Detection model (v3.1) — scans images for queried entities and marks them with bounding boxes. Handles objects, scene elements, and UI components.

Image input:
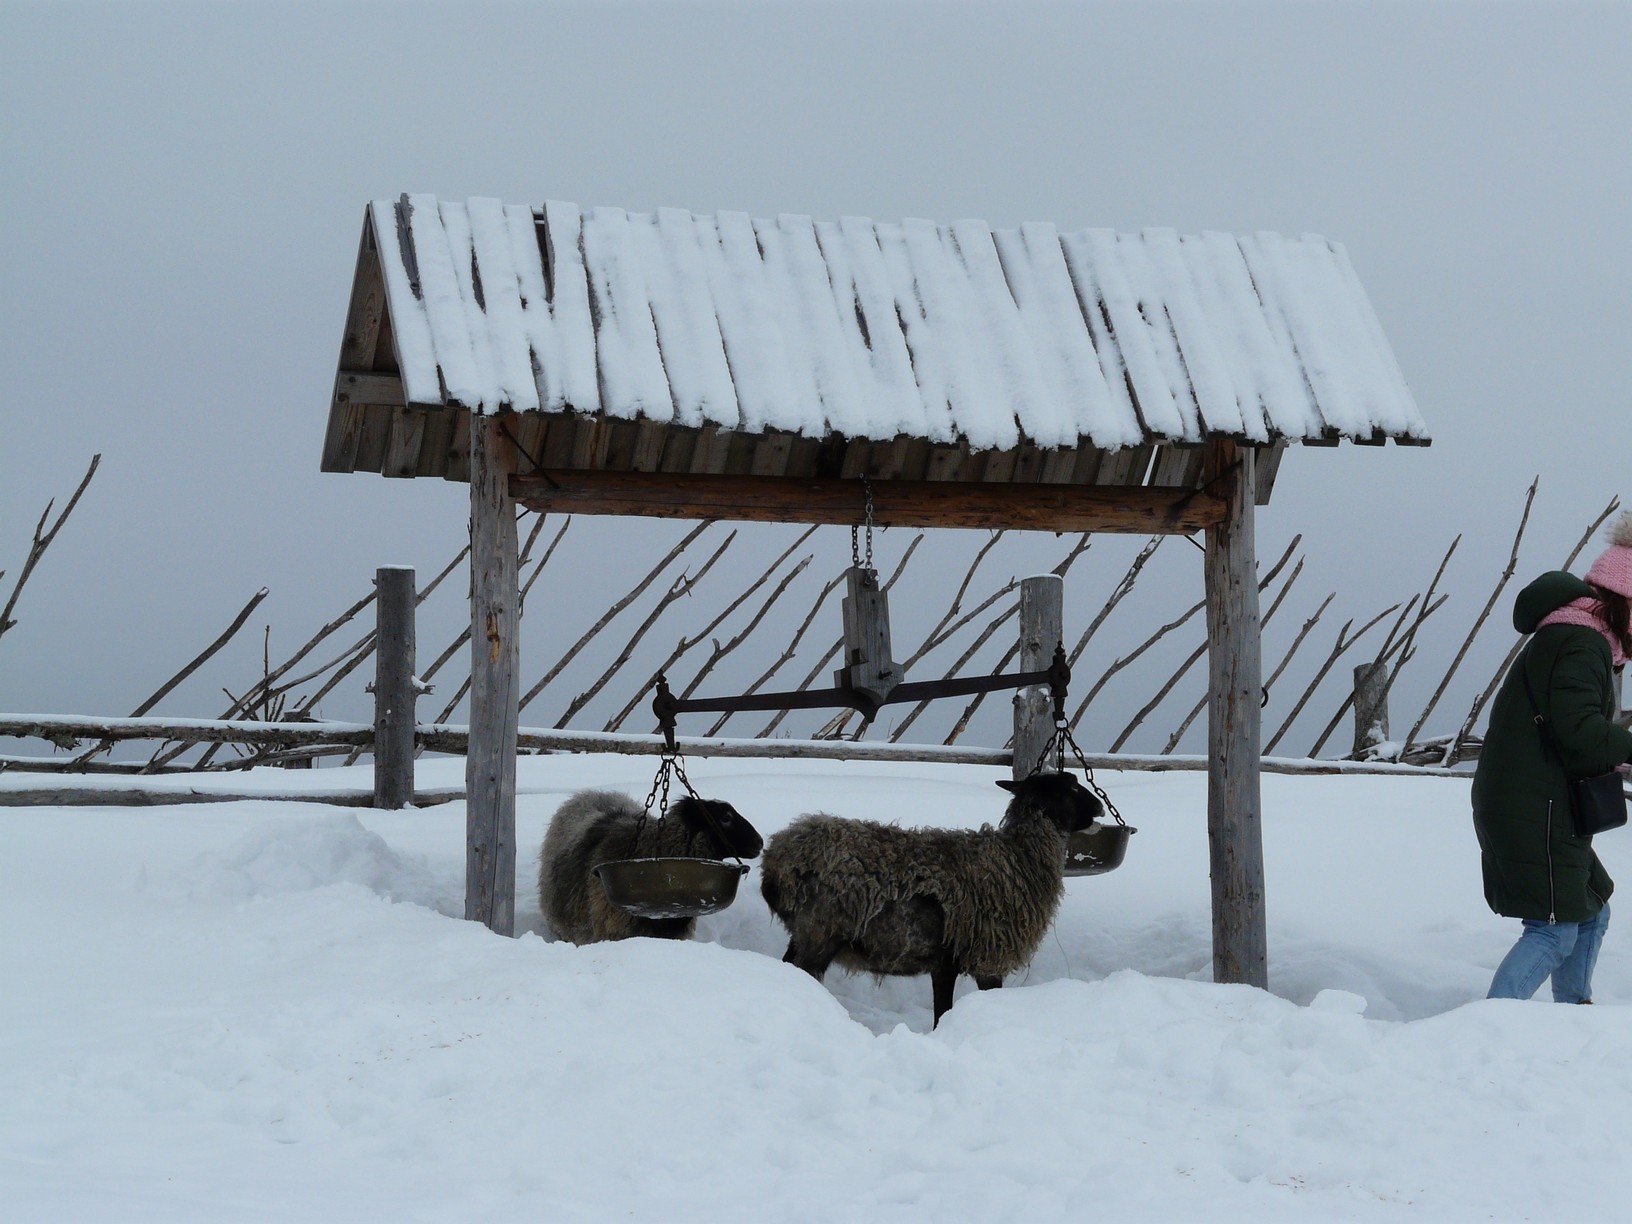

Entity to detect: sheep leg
[974,974,1002,992]
[930,955,959,1027]
[782,938,833,983]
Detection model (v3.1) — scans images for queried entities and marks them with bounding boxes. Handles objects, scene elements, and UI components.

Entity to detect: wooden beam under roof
[510,470,1227,534]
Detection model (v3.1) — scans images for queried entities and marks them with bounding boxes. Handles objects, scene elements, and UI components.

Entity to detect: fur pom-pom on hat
[1585,509,1632,599]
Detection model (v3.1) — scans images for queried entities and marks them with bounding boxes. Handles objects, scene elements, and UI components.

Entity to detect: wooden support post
[466,415,519,936]
[1013,574,1063,781]
[1351,661,1390,756]
[1204,440,1267,988]
[373,566,417,809]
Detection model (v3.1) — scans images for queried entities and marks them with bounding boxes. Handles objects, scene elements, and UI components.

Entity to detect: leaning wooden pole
[467,415,520,935]
[1203,439,1267,989]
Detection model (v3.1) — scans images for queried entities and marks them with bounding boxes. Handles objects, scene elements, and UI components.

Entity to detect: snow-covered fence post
[1351,662,1390,757]
[373,566,418,809]
[1012,575,1063,781]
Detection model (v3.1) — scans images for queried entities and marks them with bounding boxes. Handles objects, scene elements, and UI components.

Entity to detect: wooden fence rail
[1,711,1487,788]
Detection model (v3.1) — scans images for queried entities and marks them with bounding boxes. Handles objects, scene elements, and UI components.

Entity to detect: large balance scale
[597,487,1135,917]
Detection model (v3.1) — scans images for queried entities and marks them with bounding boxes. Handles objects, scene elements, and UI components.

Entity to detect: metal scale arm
[651,643,1070,751]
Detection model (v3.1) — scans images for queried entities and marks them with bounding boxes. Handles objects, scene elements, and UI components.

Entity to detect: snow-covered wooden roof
[322,194,1427,489]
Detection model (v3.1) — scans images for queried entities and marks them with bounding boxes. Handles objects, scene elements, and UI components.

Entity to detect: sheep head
[669,796,765,860]
[995,771,1103,834]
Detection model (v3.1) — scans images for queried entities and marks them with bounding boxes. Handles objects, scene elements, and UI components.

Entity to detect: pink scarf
[1538,597,1629,668]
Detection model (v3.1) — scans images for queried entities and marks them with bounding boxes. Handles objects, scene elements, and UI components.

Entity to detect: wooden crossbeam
[510,470,1225,534]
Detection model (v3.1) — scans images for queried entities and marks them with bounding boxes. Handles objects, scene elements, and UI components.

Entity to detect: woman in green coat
[1473,511,1632,1003]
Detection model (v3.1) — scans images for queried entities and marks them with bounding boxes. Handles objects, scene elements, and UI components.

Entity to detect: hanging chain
[1031,718,1127,828]
[850,476,875,573]
[639,746,710,854]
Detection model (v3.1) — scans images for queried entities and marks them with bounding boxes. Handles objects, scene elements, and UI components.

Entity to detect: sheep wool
[759,771,1102,1024]
[539,788,762,945]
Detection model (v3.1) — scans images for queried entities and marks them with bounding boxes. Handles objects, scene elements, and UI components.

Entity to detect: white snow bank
[2,755,1626,1222]
[182,812,448,913]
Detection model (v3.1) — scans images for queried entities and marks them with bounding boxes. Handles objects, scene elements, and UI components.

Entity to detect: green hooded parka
[1472,572,1632,922]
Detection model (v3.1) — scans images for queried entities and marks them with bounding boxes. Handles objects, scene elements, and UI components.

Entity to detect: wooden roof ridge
[322,193,1428,490]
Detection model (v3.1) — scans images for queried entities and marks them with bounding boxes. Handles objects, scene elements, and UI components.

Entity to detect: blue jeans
[1488,903,1610,1003]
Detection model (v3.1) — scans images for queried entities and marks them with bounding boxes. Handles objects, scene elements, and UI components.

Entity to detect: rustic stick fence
[3,462,1624,795]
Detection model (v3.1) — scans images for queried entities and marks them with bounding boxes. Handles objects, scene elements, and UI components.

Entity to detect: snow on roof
[372,193,1428,449]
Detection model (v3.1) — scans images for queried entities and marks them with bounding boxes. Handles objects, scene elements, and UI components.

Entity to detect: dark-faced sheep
[539,788,764,945]
[758,771,1101,1026]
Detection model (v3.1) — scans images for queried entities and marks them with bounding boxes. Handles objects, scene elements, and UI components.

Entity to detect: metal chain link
[1031,719,1127,827]
[640,748,710,853]
[850,476,875,573]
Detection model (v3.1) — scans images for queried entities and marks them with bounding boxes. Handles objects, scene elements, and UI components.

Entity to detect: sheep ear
[995,779,1020,793]
[669,796,704,828]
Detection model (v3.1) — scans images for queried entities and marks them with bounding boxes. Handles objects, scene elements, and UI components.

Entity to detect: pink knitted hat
[1585,509,1632,598]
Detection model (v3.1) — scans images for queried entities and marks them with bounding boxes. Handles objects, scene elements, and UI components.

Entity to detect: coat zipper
[1546,799,1557,924]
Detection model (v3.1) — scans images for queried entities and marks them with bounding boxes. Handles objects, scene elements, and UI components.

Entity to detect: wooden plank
[383,407,428,478]
[540,413,578,468]
[570,413,611,469]
[333,371,406,404]
[811,433,849,479]
[1149,443,1205,488]
[868,436,914,480]
[323,218,390,473]
[511,470,1227,534]
[750,430,795,477]
[1039,446,1077,484]
[1012,574,1063,780]
[838,437,873,479]
[466,415,519,936]
[512,413,548,471]
[1010,442,1046,485]
[785,433,823,479]
[924,442,967,482]
[373,566,418,810]
[321,401,368,475]
[723,429,758,476]
[1094,444,1153,487]
[1203,438,1267,988]
[328,375,404,467]
[354,403,394,473]
[602,418,640,471]
[978,447,1017,483]
[416,406,457,479]
[443,410,472,482]
[1253,440,1287,505]
[631,418,669,472]
[897,437,932,481]
[1070,445,1106,485]
[659,423,700,473]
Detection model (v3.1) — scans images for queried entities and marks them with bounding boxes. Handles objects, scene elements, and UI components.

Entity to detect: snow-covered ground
[3,754,1628,1222]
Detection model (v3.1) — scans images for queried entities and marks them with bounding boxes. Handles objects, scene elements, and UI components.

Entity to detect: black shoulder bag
[1520,646,1629,838]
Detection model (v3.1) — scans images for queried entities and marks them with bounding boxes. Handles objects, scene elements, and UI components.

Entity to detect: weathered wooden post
[466,415,519,936]
[835,566,900,713]
[373,565,418,808]
[1013,574,1064,781]
[1351,661,1390,756]
[1204,439,1267,989]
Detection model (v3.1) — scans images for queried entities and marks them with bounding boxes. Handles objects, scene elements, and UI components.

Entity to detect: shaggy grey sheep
[539,788,763,945]
[759,771,1101,1025]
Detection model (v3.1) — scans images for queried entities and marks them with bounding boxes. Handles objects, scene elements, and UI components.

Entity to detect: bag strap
[1519,643,1567,769]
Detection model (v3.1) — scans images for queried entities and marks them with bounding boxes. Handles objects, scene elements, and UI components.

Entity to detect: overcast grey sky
[2,0,1627,751]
